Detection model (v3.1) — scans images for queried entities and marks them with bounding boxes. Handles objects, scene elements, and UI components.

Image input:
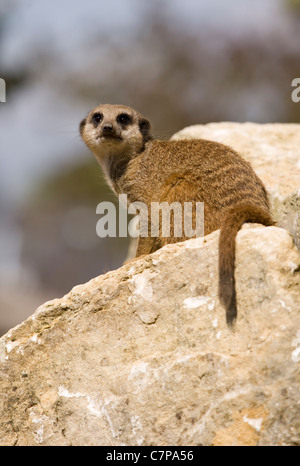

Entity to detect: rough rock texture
[174,122,300,248]
[0,225,300,446]
[0,122,300,446]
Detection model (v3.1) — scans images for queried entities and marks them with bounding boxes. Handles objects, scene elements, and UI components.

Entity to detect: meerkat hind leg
[135,236,162,257]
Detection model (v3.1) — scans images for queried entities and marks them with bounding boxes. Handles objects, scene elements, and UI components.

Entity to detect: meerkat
[80,104,273,326]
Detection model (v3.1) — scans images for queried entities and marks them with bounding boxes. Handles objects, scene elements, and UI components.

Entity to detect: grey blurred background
[1,0,300,335]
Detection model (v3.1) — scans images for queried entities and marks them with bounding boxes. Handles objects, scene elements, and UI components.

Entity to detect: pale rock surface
[0,225,299,446]
[174,122,300,248]
[1,123,300,446]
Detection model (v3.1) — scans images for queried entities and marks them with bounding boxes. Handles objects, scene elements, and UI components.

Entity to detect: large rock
[0,225,299,446]
[1,122,300,446]
[173,122,300,248]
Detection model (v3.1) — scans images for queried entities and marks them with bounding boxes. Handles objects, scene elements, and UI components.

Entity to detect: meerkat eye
[117,113,132,126]
[92,113,103,125]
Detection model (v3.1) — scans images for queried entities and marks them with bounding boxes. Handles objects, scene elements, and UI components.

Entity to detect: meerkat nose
[102,124,114,135]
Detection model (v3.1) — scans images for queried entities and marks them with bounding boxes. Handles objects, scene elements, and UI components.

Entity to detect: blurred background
[0,0,300,335]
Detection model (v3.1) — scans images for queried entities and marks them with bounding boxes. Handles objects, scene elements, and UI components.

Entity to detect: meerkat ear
[79,118,86,136]
[139,118,152,142]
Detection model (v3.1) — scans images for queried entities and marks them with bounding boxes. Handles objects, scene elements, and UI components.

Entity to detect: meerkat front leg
[124,237,160,265]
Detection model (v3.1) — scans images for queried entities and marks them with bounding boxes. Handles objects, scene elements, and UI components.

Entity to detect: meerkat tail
[218,203,274,327]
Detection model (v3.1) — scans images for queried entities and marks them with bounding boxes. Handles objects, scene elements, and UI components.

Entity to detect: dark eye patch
[91,113,103,125]
[117,113,132,126]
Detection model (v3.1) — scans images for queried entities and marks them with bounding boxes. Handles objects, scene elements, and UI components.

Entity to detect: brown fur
[80,104,273,326]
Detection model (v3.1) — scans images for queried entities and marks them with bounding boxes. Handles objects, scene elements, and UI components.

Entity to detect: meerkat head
[79,104,152,165]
